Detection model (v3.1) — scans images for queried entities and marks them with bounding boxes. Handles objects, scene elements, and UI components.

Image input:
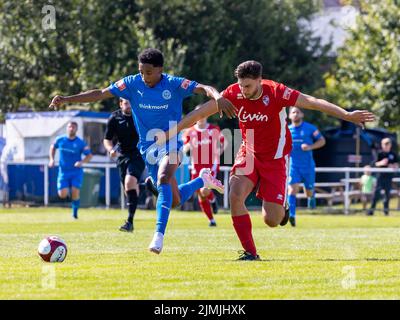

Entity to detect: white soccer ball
[38,236,68,263]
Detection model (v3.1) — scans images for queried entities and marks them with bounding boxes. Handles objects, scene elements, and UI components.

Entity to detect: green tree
[137,0,330,128]
[0,0,140,115]
[323,0,400,133]
[1,0,331,125]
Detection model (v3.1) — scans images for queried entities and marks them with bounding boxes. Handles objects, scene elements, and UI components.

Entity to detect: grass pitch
[0,206,400,299]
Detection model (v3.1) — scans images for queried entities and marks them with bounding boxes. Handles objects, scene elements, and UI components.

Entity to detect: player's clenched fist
[49,95,65,110]
[216,97,237,119]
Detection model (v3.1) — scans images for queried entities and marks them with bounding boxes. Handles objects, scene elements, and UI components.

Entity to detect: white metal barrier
[3,161,399,214]
[219,166,399,213]
[3,160,118,208]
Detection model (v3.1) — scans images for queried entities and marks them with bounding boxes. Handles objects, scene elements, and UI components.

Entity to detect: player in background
[103,98,145,232]
[287,106,326,227]
[156,60,375,260]
[49,48,234,255]
[182,113,226,226]
[49,121,93,219]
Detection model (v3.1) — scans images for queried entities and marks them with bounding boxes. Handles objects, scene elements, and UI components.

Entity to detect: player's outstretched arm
[49,88,114,110]
[156,100,219,145]
[193,84,237,119]
[295,93,375,128]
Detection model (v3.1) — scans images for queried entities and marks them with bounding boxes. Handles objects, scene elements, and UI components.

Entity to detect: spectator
[359,165,376,210]
[367,138,399,216]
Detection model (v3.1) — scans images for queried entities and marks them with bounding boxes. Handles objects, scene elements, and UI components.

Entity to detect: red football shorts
[231,148,290,206]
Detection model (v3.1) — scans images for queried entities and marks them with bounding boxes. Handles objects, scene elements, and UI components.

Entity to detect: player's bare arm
[295,93,375,127]
[301,136,326,151]
[155,100,219,145]
[193,84,237,119]
[74,149,93,168]
[49,88,114,110]
[103,139,118,158]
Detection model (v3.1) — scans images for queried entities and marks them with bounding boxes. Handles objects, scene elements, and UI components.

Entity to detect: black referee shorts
[116,153,145,186]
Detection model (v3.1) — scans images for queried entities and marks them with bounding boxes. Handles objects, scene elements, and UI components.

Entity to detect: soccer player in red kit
[156,60,375,260]
[182,115,225,226]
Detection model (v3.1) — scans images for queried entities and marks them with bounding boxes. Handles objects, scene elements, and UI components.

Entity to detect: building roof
[6,110,110,120]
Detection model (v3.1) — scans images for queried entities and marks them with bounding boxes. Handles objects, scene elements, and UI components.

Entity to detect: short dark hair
[138,48,164,67]
[234,60,263,79]
[68,121,78,128]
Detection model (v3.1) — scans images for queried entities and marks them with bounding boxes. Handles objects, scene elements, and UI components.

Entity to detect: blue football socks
[307,191,316,209]
[155,184,173,234]
[288,194,296,218]
[178,177,204,205]
[72,199,80,219]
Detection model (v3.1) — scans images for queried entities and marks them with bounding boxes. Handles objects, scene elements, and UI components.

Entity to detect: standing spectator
[367,138,399,216]
[359,165,376,210]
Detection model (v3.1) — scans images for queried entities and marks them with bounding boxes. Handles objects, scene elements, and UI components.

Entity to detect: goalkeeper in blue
[49,48,234,254]
[287,107,326,227]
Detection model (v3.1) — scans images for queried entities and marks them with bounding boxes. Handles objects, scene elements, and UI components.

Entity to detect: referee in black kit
[103,98,145,232]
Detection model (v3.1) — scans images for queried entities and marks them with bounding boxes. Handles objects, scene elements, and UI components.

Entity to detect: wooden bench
[294,178,400,208]
[297,182,344,206]
[341,177,400,209]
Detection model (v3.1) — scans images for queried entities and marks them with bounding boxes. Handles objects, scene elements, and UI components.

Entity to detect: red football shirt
[222,79,300,160]
[182,124,224,171]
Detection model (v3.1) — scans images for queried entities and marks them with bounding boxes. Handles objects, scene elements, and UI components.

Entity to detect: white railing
[2,161,399,214]
[3,160,118,208]
[219,166,400,214]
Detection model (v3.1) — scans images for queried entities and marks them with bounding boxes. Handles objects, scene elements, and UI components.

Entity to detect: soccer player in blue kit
[287,107,326,227]
[49,121,93,219]
[49,48,235,254]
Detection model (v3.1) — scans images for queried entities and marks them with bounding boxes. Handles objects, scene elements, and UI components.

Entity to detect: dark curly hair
[138,48,164,67]
[234,60,262,79]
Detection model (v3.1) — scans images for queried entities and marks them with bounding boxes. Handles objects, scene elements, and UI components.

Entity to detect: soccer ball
[38,236,68,263]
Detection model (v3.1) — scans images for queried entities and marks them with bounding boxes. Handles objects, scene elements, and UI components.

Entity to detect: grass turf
[0,206,400,299]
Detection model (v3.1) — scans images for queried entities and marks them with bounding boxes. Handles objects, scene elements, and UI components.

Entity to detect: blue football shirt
[108,73,198,155]
[289,121,323,168]
[54,135,91,172]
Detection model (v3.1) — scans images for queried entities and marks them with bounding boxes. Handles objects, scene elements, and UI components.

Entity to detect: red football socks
[232,214,257,256]
[198,198,214,221]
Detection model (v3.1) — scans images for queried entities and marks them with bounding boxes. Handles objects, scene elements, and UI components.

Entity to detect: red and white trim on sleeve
[116,79,126,91]
[274,108,288,159]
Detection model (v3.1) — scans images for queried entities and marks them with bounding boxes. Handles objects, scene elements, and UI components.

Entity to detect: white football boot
[148,232,164,254]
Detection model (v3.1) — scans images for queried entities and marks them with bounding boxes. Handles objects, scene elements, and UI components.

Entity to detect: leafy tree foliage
[0,0,330,128]
[323,0,400,133]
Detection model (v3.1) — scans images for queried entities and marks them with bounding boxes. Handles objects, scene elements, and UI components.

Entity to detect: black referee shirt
[374,151,399,181]
[104,109,140,157]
